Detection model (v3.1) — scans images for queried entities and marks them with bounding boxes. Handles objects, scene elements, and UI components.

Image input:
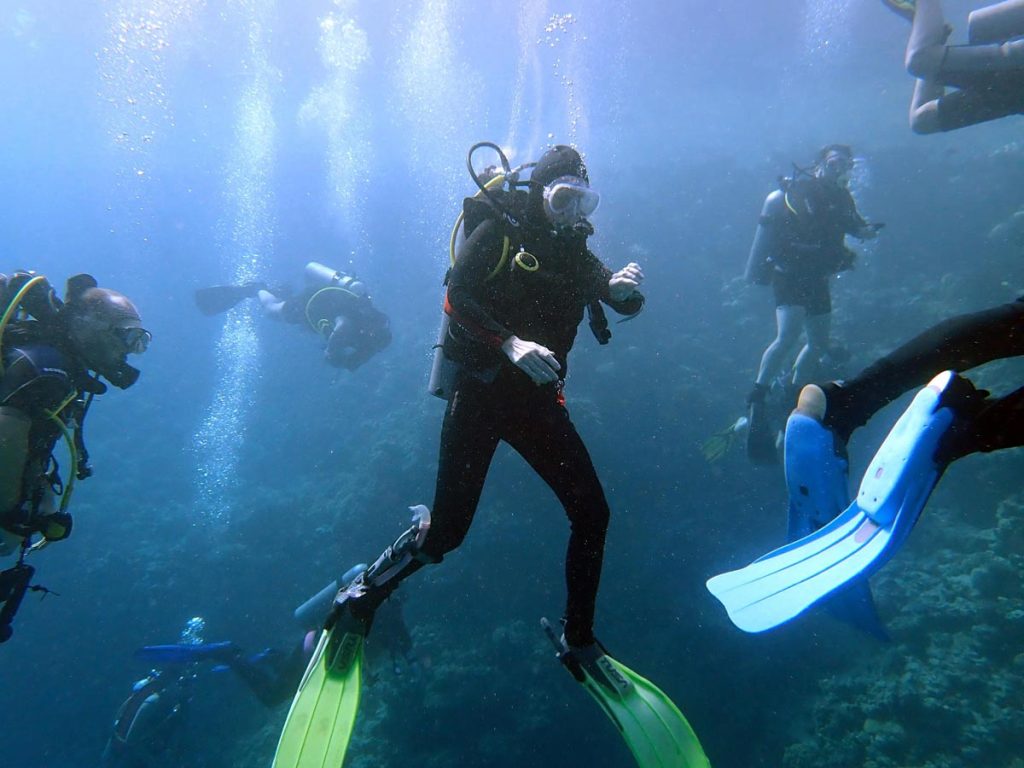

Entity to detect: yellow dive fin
[543,619,711,768]
[272,625,364,768]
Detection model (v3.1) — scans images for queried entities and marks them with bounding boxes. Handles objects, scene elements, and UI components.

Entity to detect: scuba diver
[102,618,210,768]
[271,144,710,768]
[195,261,391,371]
[708,299,1024,634]
[0,271,149,643]
[743,144,882,464]
[884,0,1024,134]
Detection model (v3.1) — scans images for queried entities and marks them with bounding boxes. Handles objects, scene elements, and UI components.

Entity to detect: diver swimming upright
[0,271,150,643]
[272,144,709,768]
[743,145,881,464]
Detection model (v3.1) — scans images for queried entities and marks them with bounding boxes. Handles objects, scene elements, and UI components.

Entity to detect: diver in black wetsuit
[195,262,391,371]
[800,298,1024,460]
[0,271,149,642]
[885,0,1024,133]
[334,145,645,652]
[256,262,391,371]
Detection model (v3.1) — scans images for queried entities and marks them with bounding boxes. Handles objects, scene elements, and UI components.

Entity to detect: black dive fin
[194,283,267,315]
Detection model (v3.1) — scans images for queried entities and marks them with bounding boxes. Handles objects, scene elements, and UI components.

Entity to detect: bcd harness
[0,275,94,535]
[445,189,612,348]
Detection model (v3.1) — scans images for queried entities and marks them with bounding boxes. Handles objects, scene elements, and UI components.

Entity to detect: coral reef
[783,484,1024,768]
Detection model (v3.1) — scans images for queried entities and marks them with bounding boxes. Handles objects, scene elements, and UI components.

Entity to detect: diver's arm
[447,220,515,346]
[579,249,643,316]
[842,191,878,239]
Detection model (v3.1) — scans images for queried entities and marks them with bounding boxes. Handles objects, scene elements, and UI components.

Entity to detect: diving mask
[112,325,152,355]
[820,151,855,186]
[542,175,600,228]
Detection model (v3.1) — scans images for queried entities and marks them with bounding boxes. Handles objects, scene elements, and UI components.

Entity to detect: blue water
[1,1,1023,766]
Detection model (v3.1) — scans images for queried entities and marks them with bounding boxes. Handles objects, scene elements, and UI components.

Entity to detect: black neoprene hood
[531,145,589,187]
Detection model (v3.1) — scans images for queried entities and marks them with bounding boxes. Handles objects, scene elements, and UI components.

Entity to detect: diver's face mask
[818,152,855,187]
[542,175,600,232]
[111,325,152,356]
[77,320,151,389]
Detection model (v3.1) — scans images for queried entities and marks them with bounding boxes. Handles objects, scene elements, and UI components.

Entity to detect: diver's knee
[906,44,945,78]
[910,105,942,134]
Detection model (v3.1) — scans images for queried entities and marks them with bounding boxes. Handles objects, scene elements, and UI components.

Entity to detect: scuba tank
[293,564,368,629]
[429,143,535,400]
[303,262,368,337]
[427,313,456,400]
[304,262,367,297]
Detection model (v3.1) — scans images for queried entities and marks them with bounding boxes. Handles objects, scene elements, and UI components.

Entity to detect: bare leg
[756,306,806,386]
[793,312,831,385]
[908,77,946,133]
[906,0,950,76]
[257,289,286,318]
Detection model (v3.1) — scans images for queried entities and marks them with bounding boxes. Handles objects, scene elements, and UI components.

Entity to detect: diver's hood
[528,146,593,234]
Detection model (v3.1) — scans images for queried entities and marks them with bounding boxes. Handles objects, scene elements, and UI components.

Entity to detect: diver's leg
[339,379,500,626]
[822,299,1024,442]
[938,383,1024,462]
[257,289,287,318]
[908,77,947,133]
[504,395,610,649]
[906,0,952,77]
[422,381,502,558]
[908,0,1024,78]
[968,0,1024,44]
[940,37,1024,75]
[793,291,831,385]
[755,305,805,389]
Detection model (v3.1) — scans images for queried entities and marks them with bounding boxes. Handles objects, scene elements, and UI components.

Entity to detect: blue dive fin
[707,372,957,633]
[134,641,238,665]
[783,409,888,640]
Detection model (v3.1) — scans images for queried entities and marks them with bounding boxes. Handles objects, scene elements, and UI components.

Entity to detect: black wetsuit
[936,69,1024,131]
[753,177,867,315]
[102,672,191,768]
[823,298,1024,457]
[379,213,642,648]
[279,286,391,370]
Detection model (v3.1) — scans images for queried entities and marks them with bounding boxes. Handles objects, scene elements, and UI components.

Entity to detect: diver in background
[0,271,150,643]
[743,145,881,463]
[195,261,391,371]
[885,0,1024,133]
[101,618,208,768]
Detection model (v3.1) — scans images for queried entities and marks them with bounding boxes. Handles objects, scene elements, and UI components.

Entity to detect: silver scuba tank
[304,261,367,297]
[292,564,368,628]
[427,311,457,400]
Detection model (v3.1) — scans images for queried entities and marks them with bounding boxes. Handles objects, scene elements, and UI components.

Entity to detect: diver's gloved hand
[609,262,644,301]
[501,335,561,385]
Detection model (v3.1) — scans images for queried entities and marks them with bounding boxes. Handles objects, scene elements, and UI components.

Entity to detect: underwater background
[1,0,1022,766]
